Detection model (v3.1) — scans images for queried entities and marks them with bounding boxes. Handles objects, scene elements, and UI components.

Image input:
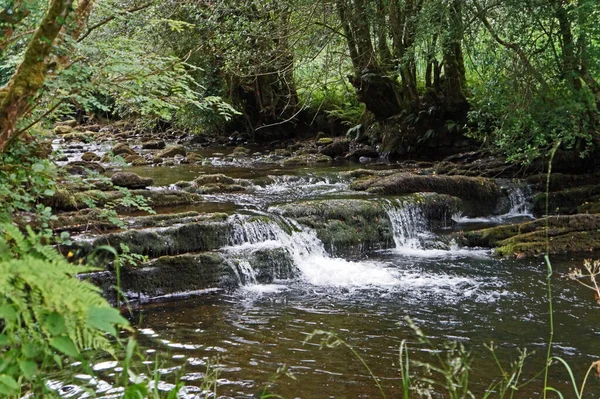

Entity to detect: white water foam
[226,214,400,287]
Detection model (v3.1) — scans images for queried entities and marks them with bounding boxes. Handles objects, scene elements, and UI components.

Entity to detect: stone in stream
[64,161,105,175]
[81,152,100,162]
[110,172,153,189]
[112,142,137,156]
[141,140,166,150]
[350,172,501,216]
[319,139,349,158]
[458,214,600,257]
[158,144,186,158]
[275,195,460,257]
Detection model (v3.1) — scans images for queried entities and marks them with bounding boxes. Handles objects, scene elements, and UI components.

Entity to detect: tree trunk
[0,0,74,152]
[442,0,467,109]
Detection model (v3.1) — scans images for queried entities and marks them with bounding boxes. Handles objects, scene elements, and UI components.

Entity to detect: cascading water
[505,185,533,217]
[384,200,430,250]
[224,213,400,287]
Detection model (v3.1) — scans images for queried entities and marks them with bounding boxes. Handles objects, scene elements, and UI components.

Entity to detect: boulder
[194,174,235,186]
[459,214,600,257]
[142,140,166,150]
[345,147,379,161]
[112,143,137,156]
[158,144,186,158]
[350,172,501,216]
[110,172,153,189]
[81,152,100,162]
[62,132,92,142]
[64,161,105,175]
[319,139,350,158]
[317,137,334,145]
[53,125,74,135]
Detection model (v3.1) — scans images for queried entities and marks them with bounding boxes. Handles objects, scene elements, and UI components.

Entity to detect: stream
[56,150,600,398]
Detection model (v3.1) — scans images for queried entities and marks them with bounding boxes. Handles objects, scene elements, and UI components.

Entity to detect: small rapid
[220,199,490,292]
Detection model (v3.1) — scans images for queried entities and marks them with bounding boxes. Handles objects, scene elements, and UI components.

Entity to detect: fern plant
[0,223,130,398]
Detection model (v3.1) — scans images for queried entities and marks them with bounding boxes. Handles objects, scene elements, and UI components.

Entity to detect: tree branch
[77,2,153,43]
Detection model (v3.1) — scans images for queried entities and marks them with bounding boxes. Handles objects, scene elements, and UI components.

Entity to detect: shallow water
[127,253,599,398]
[64,157,600,398]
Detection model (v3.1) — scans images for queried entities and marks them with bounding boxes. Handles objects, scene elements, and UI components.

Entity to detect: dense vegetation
[1,0,600,397]
[1,0,598,159]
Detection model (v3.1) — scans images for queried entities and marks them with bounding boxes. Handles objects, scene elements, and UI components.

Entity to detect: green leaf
[0,335,10,346]
[19,359,38,380]
[44,312,66,336]
[0,305,17,325]
[50,336,80,358]
[22,343,41,359]
[42,189,55,197]
[32,163,45,172]
[0,374,19,393]
[123,383,148,399]
[86,306,129,336]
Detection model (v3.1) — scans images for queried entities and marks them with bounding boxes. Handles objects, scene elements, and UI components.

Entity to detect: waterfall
[224,213,399,287]
[385,200,431,250]
[505,185,533,217]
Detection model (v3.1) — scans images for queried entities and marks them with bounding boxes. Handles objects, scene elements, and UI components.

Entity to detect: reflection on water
[127,254,600,398]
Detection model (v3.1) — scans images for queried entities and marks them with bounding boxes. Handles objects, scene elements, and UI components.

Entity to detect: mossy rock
[194,174,235,185]
[351,172,500,216]
[532,185,600,216]
[195,183,247,194]
[317,137,334,145]
[281,154,332,167]
[70,220,234,260]
[119,252,228,298]
[459,214,600,257]
[496,231,600,257]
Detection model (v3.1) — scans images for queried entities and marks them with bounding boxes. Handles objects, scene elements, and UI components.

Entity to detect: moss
[350,172,501,216]
[194,174,235,185]
[195,183,247,194]
[119,252,227,297]
[532,185,600,216]
[460,214,600,257]
[496,231,600,257]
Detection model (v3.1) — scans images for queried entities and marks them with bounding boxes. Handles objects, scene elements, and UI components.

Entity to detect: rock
[319,139,349,158]
[131,157,149,166]
[350,172,501,216]
[56,119,78,127]
[110,172,153,189]
[194,184,247,194]
[282,154,332,167]
[272,148,291,157]
[62,132,92,142]
[112,143,137,156]
[81,152,100,162]
[459,214,600,257]
[64,161,106,175]
[123,154,144,164]
[54,125,74,135]
[232,146,250,156]
[142,140,166,150]
[185,152,202,163]
[194,174,235,186]
[345,147,379,162]
[317,137,334,145]
[76,124,101,132]
[276,195,460,257]
[532,185,600,216]
[158,144,186,158]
